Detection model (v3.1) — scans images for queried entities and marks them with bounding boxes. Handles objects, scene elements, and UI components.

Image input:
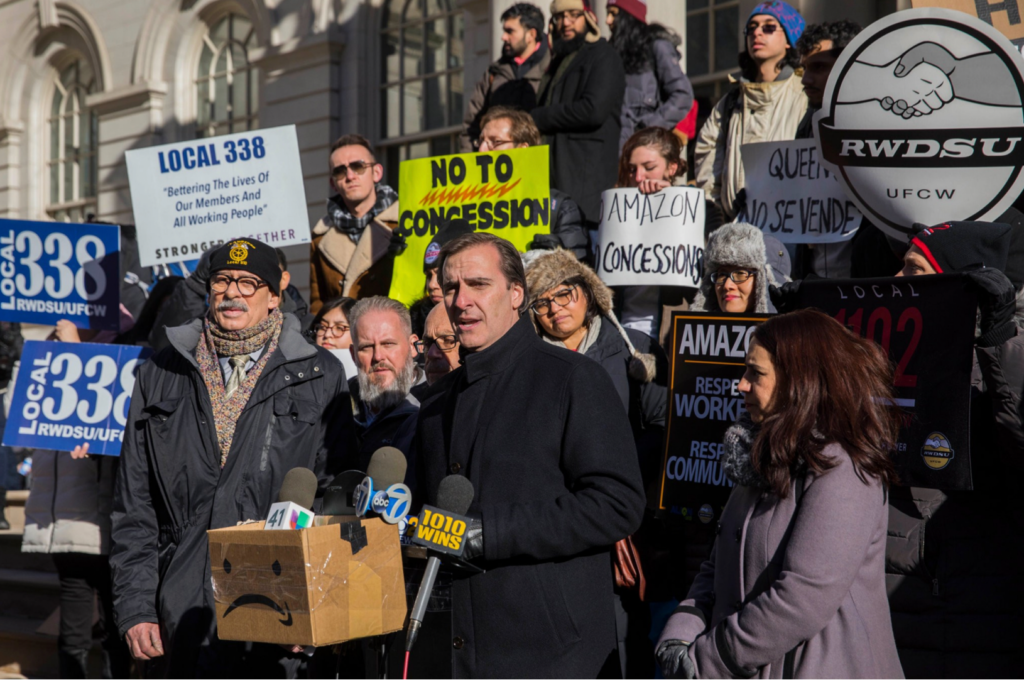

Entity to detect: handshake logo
[814,9,1024,238]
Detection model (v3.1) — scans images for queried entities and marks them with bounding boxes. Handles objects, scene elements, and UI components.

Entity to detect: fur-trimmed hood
[523,249,657,382]
[693,222,791,313]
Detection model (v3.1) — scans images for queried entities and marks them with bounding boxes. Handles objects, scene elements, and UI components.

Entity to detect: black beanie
[910,221,1012,275]
[209,238,282,295]
[423,219,476,270]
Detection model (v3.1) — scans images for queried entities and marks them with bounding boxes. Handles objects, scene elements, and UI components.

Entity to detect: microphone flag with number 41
[0,219,120,330]
[2,340,151,456]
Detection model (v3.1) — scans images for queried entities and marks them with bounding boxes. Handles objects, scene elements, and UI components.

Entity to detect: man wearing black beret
[110,238,355,676]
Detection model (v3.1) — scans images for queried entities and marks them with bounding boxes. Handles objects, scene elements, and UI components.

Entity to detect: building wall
[0,0,891,301]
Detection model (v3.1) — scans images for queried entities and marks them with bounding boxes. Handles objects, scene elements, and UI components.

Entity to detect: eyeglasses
[479,138,515,151]
[415,335,458,353]
[531,285,578,314]
[745,22,781,37]
[711,269,757,285]
[331,160,376,178]
[210,274,267,297]
[314,322,350,337]
[554,9,584,23]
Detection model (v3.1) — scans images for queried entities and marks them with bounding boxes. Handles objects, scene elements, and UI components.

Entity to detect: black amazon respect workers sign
[657,314,769,522]
[797,274,977,490]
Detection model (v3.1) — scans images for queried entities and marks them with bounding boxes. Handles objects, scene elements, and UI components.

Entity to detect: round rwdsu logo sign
[814,8,1024,238]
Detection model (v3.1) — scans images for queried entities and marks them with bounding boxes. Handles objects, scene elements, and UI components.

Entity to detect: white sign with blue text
[2,341,151,455]
[125,125,310,267]
[0,219,120,330]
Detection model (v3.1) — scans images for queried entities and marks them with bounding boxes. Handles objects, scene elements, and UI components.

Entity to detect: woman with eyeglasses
[524,248,666,677]
[695,0,808,225]
[309,297,358,380]
[692,222,791,314]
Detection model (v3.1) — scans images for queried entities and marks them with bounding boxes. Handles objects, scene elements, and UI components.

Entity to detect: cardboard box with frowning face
[208,517,406,646]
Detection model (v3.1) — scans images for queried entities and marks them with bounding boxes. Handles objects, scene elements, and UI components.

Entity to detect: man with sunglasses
[111,238,354,677]
[531,0,625,231]
[310,134,401,313]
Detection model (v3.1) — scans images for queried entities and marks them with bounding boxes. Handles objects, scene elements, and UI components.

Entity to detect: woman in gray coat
[657,309,904,679]
[606,0,694,150]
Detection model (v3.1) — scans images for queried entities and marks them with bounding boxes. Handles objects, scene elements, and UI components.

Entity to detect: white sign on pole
[594,187,705,287]
[739,139,862,243]
[126,125,310,267]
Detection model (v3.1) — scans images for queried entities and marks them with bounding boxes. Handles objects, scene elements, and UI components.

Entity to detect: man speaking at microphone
[110,238,353,677]
[416,233,645,677]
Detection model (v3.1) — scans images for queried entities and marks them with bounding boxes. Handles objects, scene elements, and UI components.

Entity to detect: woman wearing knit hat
[524,247,666,677]
[606,0,694,151]
[694,0,809,224]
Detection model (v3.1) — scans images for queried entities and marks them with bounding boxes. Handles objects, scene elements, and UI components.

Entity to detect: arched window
[196,13,259,138]
[48,59,98,222]
[379,0,464,188]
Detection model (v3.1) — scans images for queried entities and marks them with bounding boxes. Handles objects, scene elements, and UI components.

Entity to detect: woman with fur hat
[693,221,791,313]
[525,247,667,677]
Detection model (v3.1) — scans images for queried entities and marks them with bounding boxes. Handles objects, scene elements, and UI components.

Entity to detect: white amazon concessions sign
[126,125,310,267]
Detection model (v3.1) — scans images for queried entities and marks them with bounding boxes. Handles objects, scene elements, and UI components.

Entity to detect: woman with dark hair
[606,0,693,151]
[310,296,357,379]
[694,0,808,223]
[656,309,903,679]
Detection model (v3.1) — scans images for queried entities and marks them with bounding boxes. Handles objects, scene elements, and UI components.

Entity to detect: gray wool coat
[660,445,904,679]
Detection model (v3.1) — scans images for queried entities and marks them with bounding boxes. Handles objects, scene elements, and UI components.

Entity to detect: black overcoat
[532,38,625,224]
[109,313,353,677]
[415,315,645,678]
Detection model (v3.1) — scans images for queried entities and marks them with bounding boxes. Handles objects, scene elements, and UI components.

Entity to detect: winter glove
[462,515,484,561]
[655,639,695,680]
[184,245,216,297]
[388,230,408,257]
[769,280,803,314]
[963,268,1018,347]
[731,189,747,220]
[529,234,561,251]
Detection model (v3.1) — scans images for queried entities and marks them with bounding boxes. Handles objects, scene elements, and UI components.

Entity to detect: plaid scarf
[195,308,283,467]
[324,184,398,242]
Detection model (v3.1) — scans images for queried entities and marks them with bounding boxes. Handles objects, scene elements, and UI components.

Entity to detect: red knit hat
[607,0,646,23]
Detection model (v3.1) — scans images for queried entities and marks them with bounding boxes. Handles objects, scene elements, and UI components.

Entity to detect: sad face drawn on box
[212,543,308,628]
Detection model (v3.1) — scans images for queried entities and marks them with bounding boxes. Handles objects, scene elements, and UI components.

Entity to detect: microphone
[321,470,367,516]
[265,467,318,530]
[405,475,475,654]
[353,447,411,525]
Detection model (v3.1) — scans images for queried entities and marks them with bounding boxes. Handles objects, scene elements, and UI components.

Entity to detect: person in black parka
[110,239,354,678]
[415,233,645,678]
[532,0,626,227]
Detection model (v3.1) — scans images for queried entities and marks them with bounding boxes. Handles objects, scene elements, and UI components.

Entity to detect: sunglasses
[331,160,376,178]
[745,22,781,36]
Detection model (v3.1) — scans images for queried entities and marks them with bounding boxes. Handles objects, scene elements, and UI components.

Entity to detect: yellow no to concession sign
[388,146,550,305]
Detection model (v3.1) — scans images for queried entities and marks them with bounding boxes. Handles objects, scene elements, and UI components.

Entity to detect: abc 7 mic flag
[353,478,412,525]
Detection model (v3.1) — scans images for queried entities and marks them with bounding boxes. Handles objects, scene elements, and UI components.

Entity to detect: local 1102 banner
[796,274,977,489]
[3,341,151,455]
[0,219,120,330]
[125,125,309,268]
[657,313,768,527]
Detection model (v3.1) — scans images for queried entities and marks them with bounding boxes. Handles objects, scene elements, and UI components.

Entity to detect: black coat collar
[459,313,536,385]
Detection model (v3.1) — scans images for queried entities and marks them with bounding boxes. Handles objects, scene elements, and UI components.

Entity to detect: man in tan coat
[310,134,400,313]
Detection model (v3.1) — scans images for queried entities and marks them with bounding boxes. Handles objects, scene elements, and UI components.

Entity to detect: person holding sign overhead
[884,221,1024,678]
[310,134,401,313]
[657,309,903,679]
[110,238,353,677]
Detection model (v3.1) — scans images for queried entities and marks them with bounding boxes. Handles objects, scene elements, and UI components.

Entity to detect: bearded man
[347,296,423,468]
[110,238,353,677]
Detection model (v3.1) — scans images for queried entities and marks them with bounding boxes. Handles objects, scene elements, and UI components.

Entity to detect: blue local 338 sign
[0,219,121,330]
[2,341,151,455]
